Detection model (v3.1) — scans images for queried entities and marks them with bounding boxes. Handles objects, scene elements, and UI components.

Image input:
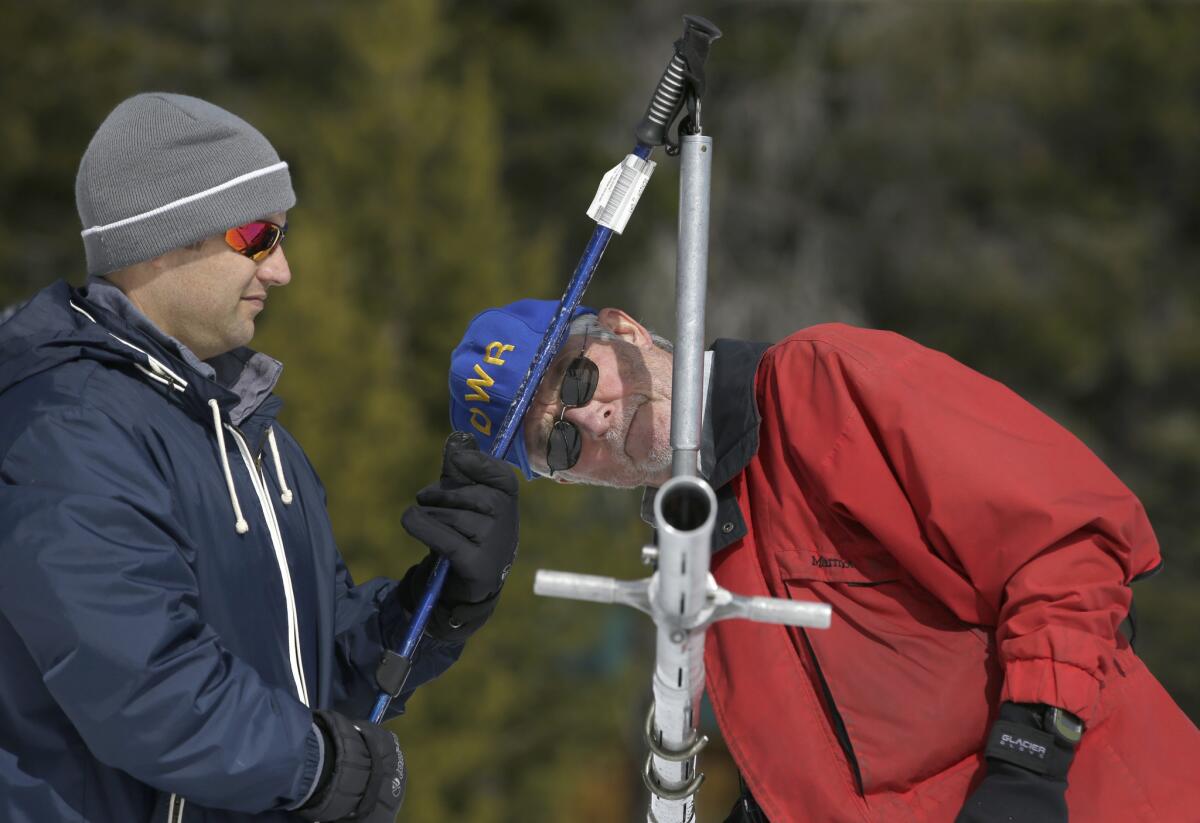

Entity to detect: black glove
[297,710,406,823]
[955,702,1082,823]
[398,432,519,641]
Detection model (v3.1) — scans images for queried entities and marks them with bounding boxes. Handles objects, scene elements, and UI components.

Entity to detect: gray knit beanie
[76,92,296,275]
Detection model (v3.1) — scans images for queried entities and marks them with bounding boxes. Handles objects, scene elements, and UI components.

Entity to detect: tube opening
[660,483,712,531]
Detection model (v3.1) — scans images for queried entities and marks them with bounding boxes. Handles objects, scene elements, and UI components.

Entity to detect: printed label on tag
[586,154,656,234]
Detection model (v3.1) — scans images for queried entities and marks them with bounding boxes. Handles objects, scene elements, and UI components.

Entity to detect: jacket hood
[0,280,135,394]
[0,280,277,429]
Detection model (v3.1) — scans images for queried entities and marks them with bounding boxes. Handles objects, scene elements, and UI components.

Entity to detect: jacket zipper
[228,426,311,707]
[799,628,864,795]
[166,793,186,822]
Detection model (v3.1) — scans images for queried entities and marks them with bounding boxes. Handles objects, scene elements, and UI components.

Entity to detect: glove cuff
[298,711,371,820]
[396,556,499,642]
[435,593,500,641]
[984,703,1079,780]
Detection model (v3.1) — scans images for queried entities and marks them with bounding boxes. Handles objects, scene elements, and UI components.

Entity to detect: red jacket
[701,326,1200,822]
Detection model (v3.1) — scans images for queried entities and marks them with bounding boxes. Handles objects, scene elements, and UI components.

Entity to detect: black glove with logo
[297,710,406,823]
[398,432,519,642]
[955,702,1083,823]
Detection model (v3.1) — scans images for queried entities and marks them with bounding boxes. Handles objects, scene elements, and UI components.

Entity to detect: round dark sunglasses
[545,351,599,476]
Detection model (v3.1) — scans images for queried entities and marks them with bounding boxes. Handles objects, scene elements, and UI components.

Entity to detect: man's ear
[597,307,655,349]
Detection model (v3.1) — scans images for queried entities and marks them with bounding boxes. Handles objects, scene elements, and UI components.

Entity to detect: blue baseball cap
[449,299,595,479]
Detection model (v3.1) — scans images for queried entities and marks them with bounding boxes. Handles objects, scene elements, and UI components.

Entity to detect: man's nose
[257,246,292,287]
[563,400,615,438]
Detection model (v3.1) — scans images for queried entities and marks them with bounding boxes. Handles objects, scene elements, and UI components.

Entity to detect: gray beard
[560,394,672,489]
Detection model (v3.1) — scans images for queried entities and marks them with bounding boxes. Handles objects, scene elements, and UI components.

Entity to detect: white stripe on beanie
[81,161,289,237]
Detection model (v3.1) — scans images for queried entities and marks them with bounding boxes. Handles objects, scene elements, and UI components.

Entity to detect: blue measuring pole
[370,13,721,724]
[370,144,655,724]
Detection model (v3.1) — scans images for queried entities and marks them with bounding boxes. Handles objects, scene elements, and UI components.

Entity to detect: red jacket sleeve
[757,325,1161,723]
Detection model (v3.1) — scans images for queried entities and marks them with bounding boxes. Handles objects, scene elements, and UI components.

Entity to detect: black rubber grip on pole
[376,650,412,698]
[635,15,722,147]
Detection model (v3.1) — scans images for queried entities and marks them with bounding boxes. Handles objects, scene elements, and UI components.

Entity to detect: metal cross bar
[534,475,831,821]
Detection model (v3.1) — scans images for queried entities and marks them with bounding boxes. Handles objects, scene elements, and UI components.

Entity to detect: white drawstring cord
[209,399,249,534]
[266,428,294,505]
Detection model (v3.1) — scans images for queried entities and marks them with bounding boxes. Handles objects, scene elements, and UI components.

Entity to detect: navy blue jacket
[0,281,462,822]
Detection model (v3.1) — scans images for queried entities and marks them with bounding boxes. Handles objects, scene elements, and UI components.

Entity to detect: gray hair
[568,313,673,353]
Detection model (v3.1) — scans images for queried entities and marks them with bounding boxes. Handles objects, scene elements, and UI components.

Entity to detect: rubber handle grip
[634,15,723,147]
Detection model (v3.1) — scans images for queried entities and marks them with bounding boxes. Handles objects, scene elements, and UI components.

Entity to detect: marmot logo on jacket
[811,555,854,570]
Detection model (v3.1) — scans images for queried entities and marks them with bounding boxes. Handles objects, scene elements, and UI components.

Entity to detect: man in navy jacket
[0,93,519,822]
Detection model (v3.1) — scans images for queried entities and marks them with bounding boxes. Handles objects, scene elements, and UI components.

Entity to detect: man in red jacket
[448,300,1200,823]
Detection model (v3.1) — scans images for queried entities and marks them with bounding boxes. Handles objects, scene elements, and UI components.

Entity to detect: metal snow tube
[670,135,713,480]
[646,476,718,821]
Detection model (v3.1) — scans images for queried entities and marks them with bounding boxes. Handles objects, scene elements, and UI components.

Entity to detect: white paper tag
[586,154,656,234]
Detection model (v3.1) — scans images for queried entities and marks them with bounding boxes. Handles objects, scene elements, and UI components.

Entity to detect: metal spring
[646,54,688,127]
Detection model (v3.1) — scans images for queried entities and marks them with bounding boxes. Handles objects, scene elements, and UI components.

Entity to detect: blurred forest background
[3,1,1198,820]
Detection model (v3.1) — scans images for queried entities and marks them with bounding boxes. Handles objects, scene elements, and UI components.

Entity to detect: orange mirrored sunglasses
[224,220,287,262]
